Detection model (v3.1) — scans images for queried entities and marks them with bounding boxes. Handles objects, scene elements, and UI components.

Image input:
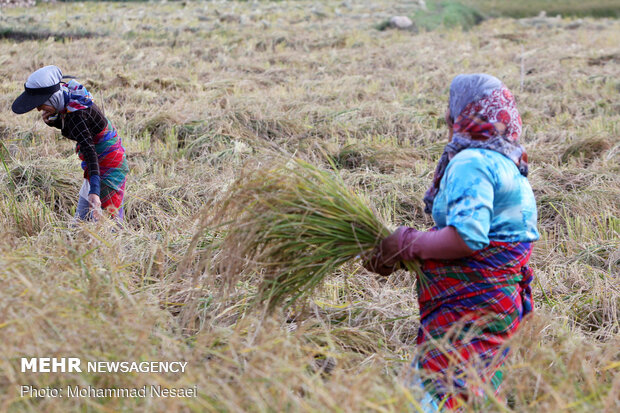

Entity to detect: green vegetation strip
[378,0,620,32]
[463,0,620,18]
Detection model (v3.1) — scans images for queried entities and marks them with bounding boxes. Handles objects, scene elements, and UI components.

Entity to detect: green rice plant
[206,158,423,310]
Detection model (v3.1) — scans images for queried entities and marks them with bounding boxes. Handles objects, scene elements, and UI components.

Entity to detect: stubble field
[0,1,618,411]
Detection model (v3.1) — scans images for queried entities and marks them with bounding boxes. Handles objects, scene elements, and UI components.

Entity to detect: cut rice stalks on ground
[202,158,423,310]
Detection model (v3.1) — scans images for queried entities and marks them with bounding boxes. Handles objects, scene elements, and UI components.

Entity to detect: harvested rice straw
[206,158,423,309]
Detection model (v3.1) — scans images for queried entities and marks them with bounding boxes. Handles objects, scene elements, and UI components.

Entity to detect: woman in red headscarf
[366,74,539,409]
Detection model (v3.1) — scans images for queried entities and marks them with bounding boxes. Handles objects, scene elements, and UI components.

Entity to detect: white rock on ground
[389,15,413,30]
[0,0,36,7]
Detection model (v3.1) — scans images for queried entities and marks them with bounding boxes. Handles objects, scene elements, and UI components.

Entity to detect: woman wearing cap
[366,74,539,409]
[12,65,128,221]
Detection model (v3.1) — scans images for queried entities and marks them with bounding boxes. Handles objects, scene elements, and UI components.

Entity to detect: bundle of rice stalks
[326,142,419,173]
[5,159,80,213]
[205,158,421,309]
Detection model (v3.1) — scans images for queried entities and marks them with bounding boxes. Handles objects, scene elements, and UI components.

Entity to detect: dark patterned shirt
[49,103,107,178]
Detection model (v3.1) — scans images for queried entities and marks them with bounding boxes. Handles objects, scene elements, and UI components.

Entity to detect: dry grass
[0,1,618,412]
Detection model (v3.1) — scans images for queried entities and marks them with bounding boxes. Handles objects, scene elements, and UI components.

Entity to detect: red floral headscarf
[424,74,529,214]
[454,86,522,143]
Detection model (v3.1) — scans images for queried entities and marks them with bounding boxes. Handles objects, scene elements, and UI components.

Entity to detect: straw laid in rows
[208,158,421,309]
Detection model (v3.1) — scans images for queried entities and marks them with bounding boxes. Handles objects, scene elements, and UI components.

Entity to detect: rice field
[0,1,618,412]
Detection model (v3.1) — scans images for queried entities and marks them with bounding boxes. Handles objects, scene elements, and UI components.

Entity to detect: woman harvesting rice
[12,65,128,221]
[366,74,539,409]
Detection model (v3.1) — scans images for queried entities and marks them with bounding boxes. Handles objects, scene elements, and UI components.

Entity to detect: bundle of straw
[208,158,421,309]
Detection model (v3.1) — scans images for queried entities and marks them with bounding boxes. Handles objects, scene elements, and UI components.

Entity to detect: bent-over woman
[366,74,539,409]
[12,65,128,221]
